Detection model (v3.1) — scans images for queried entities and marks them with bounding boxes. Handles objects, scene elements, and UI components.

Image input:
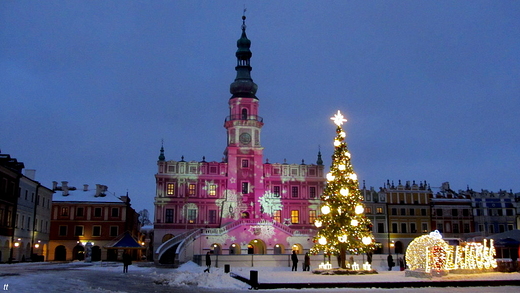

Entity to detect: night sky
[1,1,519,216]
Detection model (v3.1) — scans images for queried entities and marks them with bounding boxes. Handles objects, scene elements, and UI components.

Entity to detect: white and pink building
[154,16,325,264]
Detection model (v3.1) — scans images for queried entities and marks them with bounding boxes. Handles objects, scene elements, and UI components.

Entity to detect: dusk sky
[1,1,519,216]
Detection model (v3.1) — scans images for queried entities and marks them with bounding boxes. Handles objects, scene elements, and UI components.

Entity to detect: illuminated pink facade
[154,17,325,261]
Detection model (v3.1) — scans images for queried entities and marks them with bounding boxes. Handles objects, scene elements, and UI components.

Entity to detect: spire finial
[158,139,165,161]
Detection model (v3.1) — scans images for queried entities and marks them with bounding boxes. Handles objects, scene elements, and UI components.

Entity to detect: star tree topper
[330,110,347,126]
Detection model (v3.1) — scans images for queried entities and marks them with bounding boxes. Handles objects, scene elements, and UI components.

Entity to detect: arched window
[241,109,248,120]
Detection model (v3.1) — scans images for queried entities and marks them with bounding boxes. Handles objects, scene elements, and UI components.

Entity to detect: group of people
[291,251,311,271]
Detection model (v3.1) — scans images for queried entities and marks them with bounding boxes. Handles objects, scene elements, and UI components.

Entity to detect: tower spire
[230,14,258,99]
[158,139,165,161]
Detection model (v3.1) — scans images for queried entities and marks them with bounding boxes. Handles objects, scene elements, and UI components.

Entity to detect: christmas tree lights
[310,110,375,269]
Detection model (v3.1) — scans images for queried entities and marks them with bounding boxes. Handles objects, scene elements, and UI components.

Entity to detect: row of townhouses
[0,153,143,263]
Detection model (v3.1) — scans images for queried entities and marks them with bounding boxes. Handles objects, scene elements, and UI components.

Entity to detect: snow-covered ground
[1,261,519,292]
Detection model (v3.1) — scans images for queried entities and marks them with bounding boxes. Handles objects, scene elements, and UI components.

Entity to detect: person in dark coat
[122,251,132,273]
[387,254,394,271]
[291,251,299,271]
[303,252,310,271]
[204,251,211,273]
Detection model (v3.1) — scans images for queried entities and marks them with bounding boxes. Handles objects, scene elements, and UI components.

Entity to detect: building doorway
[55,245,66,261]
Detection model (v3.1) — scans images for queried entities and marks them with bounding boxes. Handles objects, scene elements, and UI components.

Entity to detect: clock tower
[224,15,265,219]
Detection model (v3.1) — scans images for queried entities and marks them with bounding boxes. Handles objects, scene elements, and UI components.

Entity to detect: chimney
[25,169,36,180]
[62,181,69,196]
[52,181,58,190]
[83,184,89,191]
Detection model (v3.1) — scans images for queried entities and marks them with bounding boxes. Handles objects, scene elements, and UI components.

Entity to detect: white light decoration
[349,173,357,181]
[362,236,372,245]
[340,188,349,196]
[344,151,351,158]
[330,110,347,126]
[326,173,335,181]
[339,131,346,138]
[363,262,372,271]
[355,205,364,214]
[351,262,360,270]
[338,164,345,171]
[318,237,327,245]
[338,207,342,214]
[314,220,322,228]
[334,140,341,147]
[321,205,331,214]
[338,234,347,243]
[351,219,359,226]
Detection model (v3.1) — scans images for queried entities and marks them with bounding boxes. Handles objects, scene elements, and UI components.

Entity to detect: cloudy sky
[1,1,519,215]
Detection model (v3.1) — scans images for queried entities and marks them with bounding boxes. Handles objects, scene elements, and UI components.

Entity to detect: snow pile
[153,261,249,290]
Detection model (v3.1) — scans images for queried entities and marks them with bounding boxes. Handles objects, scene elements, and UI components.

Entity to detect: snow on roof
[52,187,125,203]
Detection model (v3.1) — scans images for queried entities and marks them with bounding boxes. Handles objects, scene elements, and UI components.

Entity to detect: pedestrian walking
[291,250,299,271]
[387,254,394,271]
[204,251,211,273]
[122,251,132,273]
[303,252,310,271]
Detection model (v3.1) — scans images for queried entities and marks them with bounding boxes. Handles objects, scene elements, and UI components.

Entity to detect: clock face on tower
[239,132,252,144]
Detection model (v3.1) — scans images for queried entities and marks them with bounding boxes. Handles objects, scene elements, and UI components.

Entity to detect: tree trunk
[340,247,346,269]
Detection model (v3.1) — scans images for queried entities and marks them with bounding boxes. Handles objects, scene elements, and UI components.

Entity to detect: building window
[409,208,415,216]
[437,223,443,232]
[61,207,69,217]
[27,216,31,230]
[391,208,397,215]
[188,184,196,196]
[436,209,443,216]
[506,209,513,216]
[111,208,119,218]
[478,224,484,232]
[401,223,407,233]
[365,207,372,214]
[241,182,249,194]
[209,210,217,224]
[489,225,495,234]
[187,209,197,224]
[76,207,84,217]
[291,210,299,224]
[422,223,428,233]
[309,210,316,224]
[499,224,505,233]
[110,226,119,237]
[273,210,281,222]
[59,225,67,236]
[507,224,514,231]
[400,208,406,216]
[376,207,383,214]
[74,225,84,236]
[463,209,470,216]
[410,223,417,233]
[208,184,217,197]
[242,159,249,168]
[453,223,459,233]
[94,207,102,217]
[291,186,299,198]
[392,223,398,233]
[464,223,470,233]
[452,209,458,216]
[377,223,385,233]
[309,187,316,198]
[165,209,174,223]
[421,209,427,216]
[92,226,101,237]
[273,186,280,197]
[167,183,175,195]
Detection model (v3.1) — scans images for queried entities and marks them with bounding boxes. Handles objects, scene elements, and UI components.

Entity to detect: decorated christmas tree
[310,110,375,269]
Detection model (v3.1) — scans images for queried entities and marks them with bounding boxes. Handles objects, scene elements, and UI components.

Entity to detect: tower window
[273,210,281,222]
[309,210,316,224]
[189,184,196,196]
[208,184,217,196]
[165,209,174,223]
[242,109,248,120]
[167,183,175,195]
[291,186,299,198]
[242,182,249,194]
[273,186,280,197]
[309,187,316,198]
[242,159,249,168]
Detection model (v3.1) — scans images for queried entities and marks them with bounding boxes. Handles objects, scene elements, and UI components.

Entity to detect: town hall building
[153,16,326,263]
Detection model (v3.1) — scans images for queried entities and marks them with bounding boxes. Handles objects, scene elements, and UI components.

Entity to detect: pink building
[154,16,325,264]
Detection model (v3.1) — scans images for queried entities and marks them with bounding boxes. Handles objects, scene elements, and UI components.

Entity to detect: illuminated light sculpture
[355,205,364,214]
[326,173,335,181]
[406,230,497,276]
[318,237,327,245]
[338,234,348,243]
[338,164,346,171]
[314,220,322,228]
[340,188,349,196]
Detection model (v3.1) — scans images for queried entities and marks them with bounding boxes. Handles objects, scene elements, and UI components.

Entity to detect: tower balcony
[225,114,263,123]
